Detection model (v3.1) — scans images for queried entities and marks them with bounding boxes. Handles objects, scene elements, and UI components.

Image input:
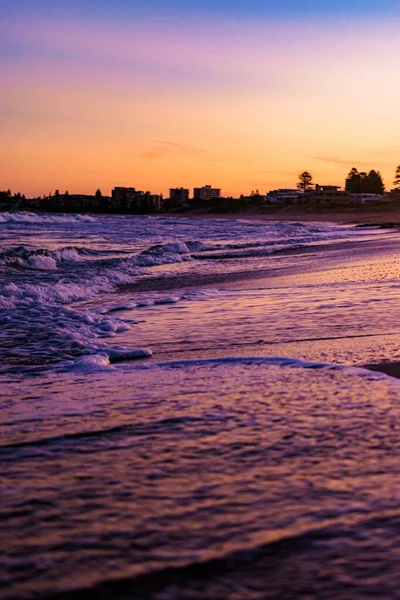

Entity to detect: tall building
[169,187,189,206]
[193,185,221,202]
[111,187,161,212]
[111,187,137,210]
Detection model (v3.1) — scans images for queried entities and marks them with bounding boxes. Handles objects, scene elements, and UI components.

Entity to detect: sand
[119,230,400,379]
[170,203,400,225]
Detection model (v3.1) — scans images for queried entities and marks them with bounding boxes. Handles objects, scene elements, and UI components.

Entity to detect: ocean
[2,212,400,599]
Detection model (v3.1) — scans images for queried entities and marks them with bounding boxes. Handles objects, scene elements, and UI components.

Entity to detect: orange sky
[2,13,400,197]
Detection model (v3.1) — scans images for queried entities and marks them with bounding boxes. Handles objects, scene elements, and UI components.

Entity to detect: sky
[1,0,400,197]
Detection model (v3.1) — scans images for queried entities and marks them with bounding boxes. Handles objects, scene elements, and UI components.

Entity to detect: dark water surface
[2,360,400,599]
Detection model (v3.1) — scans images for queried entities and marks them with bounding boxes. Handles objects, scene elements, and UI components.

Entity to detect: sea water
[2,212,400,599]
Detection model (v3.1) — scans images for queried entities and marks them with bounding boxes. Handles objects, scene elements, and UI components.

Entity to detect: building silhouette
[169,187,189,207]
[193,185,221,202]
[111,187,161,213]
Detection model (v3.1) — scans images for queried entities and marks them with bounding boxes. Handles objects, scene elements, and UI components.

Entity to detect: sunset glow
[2,1,400,196]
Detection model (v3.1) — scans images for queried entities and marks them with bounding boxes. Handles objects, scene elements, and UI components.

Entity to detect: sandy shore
[168,203,400,225]
[121,236,398,293]
[118,231,400,379]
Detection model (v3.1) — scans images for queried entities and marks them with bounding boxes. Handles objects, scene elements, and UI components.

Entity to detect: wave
[0,245,96,272]
[19,511,400,600]
[0,211,96,224]
[0,216,380,373]
[120,354,391,382]
[0,297,152,372]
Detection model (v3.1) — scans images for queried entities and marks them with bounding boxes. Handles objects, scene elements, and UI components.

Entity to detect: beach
[2,211,400,599]
[172,200,400,226]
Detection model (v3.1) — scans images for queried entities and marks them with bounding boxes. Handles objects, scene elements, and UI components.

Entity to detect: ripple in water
[1,358,400,599]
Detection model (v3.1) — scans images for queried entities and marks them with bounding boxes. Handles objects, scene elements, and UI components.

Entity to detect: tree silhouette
[95,189,102,198]
[297,171,313,192]
[346,168,384,194]
[366,170,384,195]
[345,167,361,192]
[394,165,400,190]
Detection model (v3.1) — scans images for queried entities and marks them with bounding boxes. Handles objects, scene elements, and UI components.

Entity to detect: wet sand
[170,203,400,225]
[120,231,400,378]
[121,235,398,292]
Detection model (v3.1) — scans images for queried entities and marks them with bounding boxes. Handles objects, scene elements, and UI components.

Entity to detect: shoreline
[161,204,400,226]
[3,205,400,226]
[117,231,400,379]
[364,361,400,380]
[120,235,398,294]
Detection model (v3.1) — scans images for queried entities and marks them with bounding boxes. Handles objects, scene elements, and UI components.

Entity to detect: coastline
[120,235,398,293]
[163,203,400,226]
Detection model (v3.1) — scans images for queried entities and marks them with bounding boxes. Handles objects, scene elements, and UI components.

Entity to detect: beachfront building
[111,187,137,211]
[135,191,162,212]
[193,185,221,202]
[111,187,161,212]
[169,187,190,207]
[305,185,352,204]
[265,189,303,204]
[351,193,385,204]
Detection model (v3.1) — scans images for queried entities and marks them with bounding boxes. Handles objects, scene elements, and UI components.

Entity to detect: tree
[345,167,361,192]
[366,170,384,195]
[346,168,384,194]
[394,165,400,190]
[297,171,313,192]
[54,189,60,197]
[65,190,69,196]
[95,189,102,198]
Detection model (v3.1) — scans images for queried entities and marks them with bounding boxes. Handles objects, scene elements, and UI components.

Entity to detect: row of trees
[297,165,400,195]
[51,189,103,197]
[345,168,385,194]
[0,189,26,201]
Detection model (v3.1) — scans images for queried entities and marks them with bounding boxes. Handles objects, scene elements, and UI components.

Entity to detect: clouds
[313,155,395,170]
[141,141,207,160]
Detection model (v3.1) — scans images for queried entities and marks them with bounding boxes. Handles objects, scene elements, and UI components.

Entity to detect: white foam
[154,296,180,305]
[0,211,96,224]
[66,347,152,371]
[73,354,112,369]
[137,241,192,267]
[121,355,395,382]
[26,255,58,271]
[54,248,83,262]
[107,347,152,361]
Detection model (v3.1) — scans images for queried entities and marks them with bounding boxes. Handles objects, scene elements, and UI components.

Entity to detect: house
[305,185,352,204]
[351,193,384,204]
[265,189,303,204]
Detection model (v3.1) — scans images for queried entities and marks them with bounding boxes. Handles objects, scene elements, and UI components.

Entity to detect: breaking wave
[0,213,380,372]
[0,211,96,224]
